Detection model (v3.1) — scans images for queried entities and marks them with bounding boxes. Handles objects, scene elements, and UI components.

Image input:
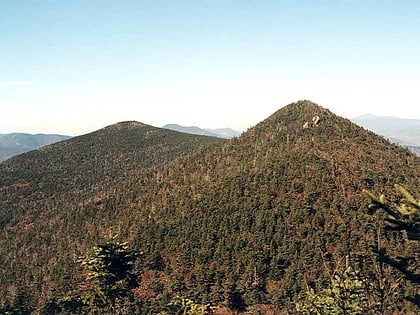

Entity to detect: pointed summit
[232,100,417,199]
[251,100,333,135]
[241,100,350,147]
[275,99,327,115]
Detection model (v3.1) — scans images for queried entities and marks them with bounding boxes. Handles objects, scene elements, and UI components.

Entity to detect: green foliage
[41,294,85,315]
[296,256,367,315]
[41,238,141,314]
[363,184,419,306]
[363,184,420,241]
[80,237,138,303]
[158,296,212,315]
[79,237,140,313]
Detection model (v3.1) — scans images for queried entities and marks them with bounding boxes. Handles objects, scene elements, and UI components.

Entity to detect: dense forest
[0,101,418,314]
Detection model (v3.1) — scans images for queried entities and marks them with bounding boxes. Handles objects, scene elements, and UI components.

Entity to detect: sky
[1,0,420,136]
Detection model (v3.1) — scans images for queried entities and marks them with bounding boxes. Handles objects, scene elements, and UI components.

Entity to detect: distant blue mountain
[351,114,420,155]
[163,124,240,139]
[0,133,71,162]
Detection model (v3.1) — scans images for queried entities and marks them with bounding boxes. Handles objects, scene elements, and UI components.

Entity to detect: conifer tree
[363,184,419,306]
[45,237,141,314]
[363,184,419,241]
[0,286,35,315]
[157,296,212,315]
[79,236,140,314]
[296,256,368,315]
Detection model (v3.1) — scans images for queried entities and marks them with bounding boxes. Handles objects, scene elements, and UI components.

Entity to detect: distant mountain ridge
[163,123,240,139]
[0,133,71,162]
[352,114,420,154]
[0,124,238,162]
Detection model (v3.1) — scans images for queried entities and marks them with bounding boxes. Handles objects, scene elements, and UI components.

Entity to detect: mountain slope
[0,121,225,310]
[0,102,419,313]
[0,133,71,162]
[140,101,419,311]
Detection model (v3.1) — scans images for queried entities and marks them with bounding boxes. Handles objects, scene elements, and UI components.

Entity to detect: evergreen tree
[296,256,368,315]
[363,184,419,306]
[46,237,141,314]
[157,296,212,315]
[223,280,246,313]
[363,184,419,241]
[79,236,140,314]
[0,286,35,315]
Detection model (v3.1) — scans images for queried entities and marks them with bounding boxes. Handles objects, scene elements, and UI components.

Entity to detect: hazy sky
[1,1,420,135]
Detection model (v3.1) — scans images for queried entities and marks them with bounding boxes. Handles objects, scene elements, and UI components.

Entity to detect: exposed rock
[312,115,320,125]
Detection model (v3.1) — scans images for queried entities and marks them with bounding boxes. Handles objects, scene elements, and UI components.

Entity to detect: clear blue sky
[1,1,419,135]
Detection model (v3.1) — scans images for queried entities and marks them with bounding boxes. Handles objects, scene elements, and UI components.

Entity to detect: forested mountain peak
[264,99,327,123]
[0,101,419,314]
[101,120,148,130]
[232,100,408,175]
[246,100,345,140]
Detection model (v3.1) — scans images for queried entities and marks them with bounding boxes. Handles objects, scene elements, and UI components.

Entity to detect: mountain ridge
[163,123,240,139]
[352,113,420,149]
[0,132,71,162]
[0,100,418,313]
